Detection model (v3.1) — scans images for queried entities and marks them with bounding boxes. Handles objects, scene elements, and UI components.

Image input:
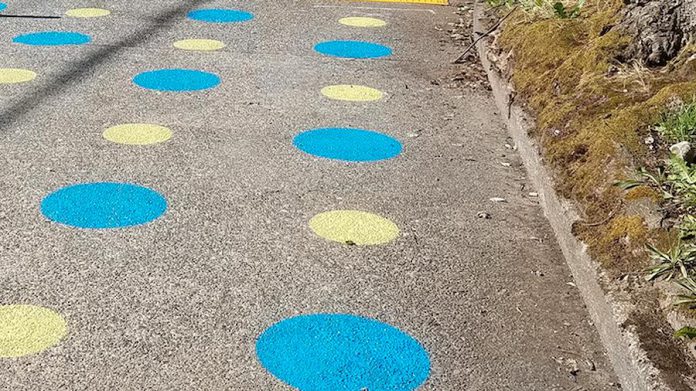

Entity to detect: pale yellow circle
[309,210,399,245]
[0,68,36,84]
[339,16,387,28]
[321,85,384,102]
[65,8,111,18]
[0,304,67,358]
[103,124,172,145]
[173,39,226,52]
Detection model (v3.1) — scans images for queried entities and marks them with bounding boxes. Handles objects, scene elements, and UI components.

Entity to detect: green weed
[667,155,696,209]
[485,0,585,18]
[645,242,696,281]
[678,215,696,240]
[615,167,669,196]
[637,104,696,305]
[617,155,696,211]
[656,100,696,144]
[674,278,696,308]
[674,326,696,339]
[551,0,585,19]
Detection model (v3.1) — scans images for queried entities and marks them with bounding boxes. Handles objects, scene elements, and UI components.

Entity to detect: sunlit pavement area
[0,0,618,389]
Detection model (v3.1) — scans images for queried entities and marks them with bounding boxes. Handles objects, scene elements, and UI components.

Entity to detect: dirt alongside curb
[626,297,696,391]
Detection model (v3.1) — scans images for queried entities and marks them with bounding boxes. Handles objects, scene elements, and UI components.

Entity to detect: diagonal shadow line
[0,0,211,131]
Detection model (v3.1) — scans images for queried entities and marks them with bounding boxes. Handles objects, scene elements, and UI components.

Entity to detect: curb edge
[472,3,670,390]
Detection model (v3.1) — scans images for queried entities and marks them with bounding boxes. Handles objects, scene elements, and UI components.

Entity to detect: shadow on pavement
[0,0,211,130]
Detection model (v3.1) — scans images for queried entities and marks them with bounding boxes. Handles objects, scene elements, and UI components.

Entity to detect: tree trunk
[618,0,695,66]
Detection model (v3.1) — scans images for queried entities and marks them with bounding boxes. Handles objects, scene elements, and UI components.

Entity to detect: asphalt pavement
[0,0,619,389]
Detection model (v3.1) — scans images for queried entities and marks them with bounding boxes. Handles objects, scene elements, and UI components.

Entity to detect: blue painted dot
[187,9,254,23]
[314,40,392,59]
[0,3,7,12]
[293,127,402,162]
[41,182,167,229]
[256,313,430,391]
[133,69,220,92]
[13,31,91,46]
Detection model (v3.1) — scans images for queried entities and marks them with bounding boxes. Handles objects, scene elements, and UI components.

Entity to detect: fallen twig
[577,201,623,227]
[453,5,517,64]
[0,14,61,18]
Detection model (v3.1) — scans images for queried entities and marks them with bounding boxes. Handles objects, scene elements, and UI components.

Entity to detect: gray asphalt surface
[0,0,619,389]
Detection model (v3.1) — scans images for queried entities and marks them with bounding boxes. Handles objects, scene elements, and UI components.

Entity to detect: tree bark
[618,0,695,66]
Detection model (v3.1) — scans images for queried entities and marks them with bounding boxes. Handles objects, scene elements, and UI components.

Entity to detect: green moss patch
[497,2,696,273]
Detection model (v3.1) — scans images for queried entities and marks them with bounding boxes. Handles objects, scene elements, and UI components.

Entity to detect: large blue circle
[13,31,91,46]
[0,3,7,12]
[256,314,431,391]
[41,182,167,229]
[133,69,220,92]
[187,9,254,23]
[314,40,392,59]
[293,127,402,162]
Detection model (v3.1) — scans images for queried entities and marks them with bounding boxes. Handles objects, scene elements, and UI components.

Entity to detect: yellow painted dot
[309,210,399,245]
[173,39,226,52]
[339,17,387,28]
[0,68,36,84]
[0,305,67,358]
[321,85,384,102]
[65,8,111,18]
[103,124,172,145]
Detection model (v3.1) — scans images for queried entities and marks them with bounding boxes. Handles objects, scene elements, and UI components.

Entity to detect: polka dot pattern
[293,127,402,162]
[0,305,67,358]
[314,40,392,59]
[103,124,172,145]
[0,68,36,84]
[321,84,384,102]
[13,31,91,46]
[133,69,221,92]
[187,9,254,23]
[5,3,432,389]
[256,314,430,391]
[173,39,226,51]
[41,182,167,229]
[310,210,399,245]
[65,8,111,18]
[339,16,387,27]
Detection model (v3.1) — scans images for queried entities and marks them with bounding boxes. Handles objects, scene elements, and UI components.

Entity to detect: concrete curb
[472,3,671,390]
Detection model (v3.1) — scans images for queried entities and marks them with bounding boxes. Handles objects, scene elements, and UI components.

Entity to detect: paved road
[0,0,619,389]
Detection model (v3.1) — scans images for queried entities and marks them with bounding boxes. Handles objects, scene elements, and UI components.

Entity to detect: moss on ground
[625,186,662,203]
[497,1,696,273]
